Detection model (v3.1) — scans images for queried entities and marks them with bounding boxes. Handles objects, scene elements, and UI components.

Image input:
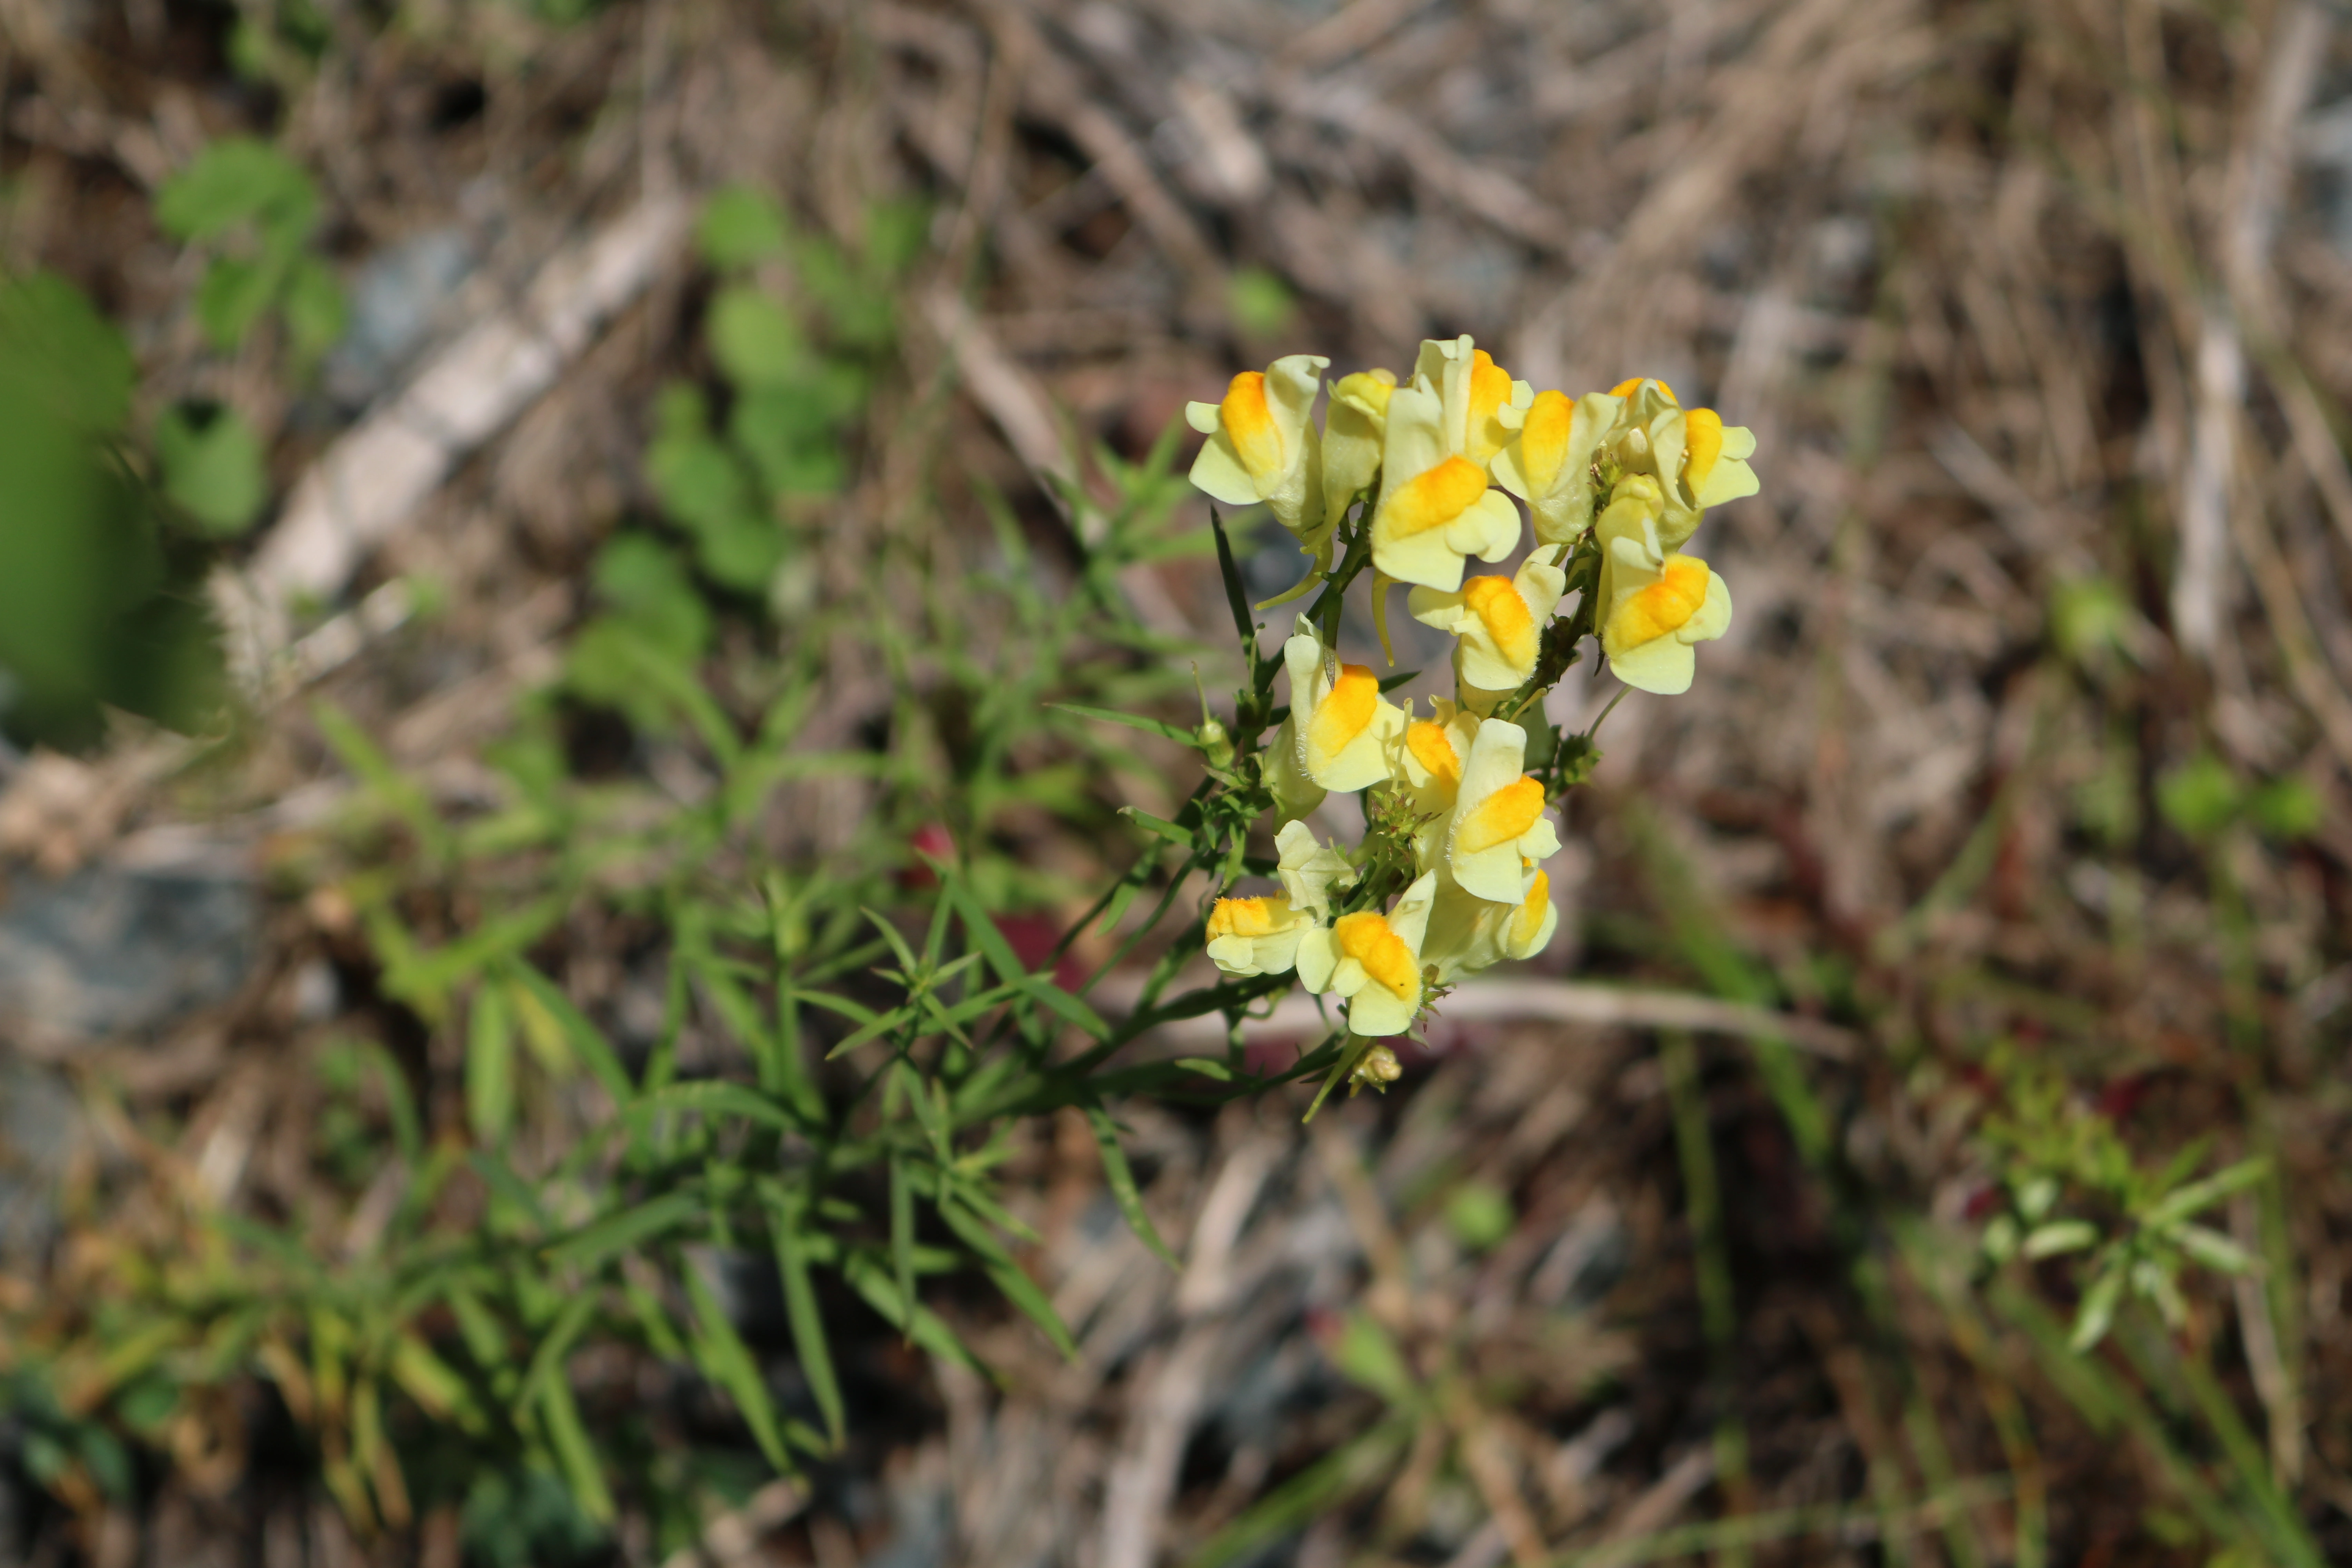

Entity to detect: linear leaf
[936,1198,1076,1361]
[543,1191,701,1272]
[503,962,634,1105]
[764,1182,846,1448]
[629,1080,802,1134]
[841,1252,987,1374]
[683,1265,792,1472]
[1084,1103,1176,1267]
[1048,702,1196,745]
[535,1371,615,1522]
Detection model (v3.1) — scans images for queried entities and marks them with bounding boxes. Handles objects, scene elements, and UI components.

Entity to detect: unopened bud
[1197,716,1234,768]
[1350,1043,1403,1093]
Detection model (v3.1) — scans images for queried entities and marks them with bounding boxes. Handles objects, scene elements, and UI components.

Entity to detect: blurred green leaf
[282,253,347,360]
[2157,753,2239,841]
[2050,575,2133,664]
[194,255,282,349]
[708,286,804,388]
[1227,266,1295,338]
[2247,776,2322,842]
[156,138,318,241]
[699,186,789,271]
[0,273,135,431]
[468,982,517,1145]
[1329,1310,1417,1408]
[590,533,711,658]
[1443,1180,1515,1254]
[156,403,269,536]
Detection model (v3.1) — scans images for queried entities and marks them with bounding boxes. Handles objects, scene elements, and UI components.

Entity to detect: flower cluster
[1187,337,1759,1094]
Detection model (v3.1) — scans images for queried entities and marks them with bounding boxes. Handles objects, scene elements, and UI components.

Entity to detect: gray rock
[0,864,259,1043]
[0,1056,81,1261]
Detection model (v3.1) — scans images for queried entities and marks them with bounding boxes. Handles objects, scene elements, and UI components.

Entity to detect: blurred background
[4,0,2352,1564]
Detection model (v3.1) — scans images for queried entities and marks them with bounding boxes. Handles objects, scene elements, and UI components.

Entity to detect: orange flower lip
[1334,911,1417,1000]
[1308,663,1381,760]
[1219,371,1285,483]
[1608,556,1710,649]
[1379,455,1489,539]
[1455,776,1546,855]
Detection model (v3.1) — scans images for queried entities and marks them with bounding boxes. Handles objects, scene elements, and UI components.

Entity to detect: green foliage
[698,187,791,271]
[1227,266,1296,339]
[156,138,343,359]
[155,403,269,536]
[1973,1050,2265,1350]
[0,273,227,749]
[2158,753,2240,840]
[1441,1180,1515,1253]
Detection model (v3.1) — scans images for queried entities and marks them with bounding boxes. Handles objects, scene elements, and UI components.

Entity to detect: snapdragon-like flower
[1276,819,1356,917]
[1296,871,1437,1037]
[1205,894,1316,977]
[1445,718,1561,903]
[1599,533,1733,696]
[1422,866,1558,984]
[1413,335,1533,467]
[1368,378,1521,591]
[1187,355,1330,558]
[1407,547,1568,710]
[1492,388,1624,545]
[1264,618,1408,821]
[1602,378,1759,550]
[1321,368,1397,533]
[1165,343,1764,1091]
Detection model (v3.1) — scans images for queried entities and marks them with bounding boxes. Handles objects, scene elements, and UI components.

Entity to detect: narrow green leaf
[765,1184,846,1447]
[2144,1158,2269,1229]
[936,1198,1076,1361]
[1048,702,1197,745]
[2069,1262,2127,1352]
[1019,974,1109,1040]
[683,1265,792,1472]
[889,1154,916,1334]
[543,1191,701,1271]
[1084,1103,1176,1267]
[466,982,515,1145]
[841,1251,987,1374]
[627,1080,802,1135]
[1208,506,1255,648]
[1120,807,1194,848]
[536,1372,615,1523]
[2019,1220,2098,1260]
[2172,1224,2258,1276]
[503,962,634,1105]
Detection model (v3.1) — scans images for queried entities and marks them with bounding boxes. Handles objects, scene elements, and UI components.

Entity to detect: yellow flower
[1205,894,1315,978]
[1186,355,1330,551]
[1321,368,1397,534]
[1599,379,1759,549]
[1421,865,1559,983]
[1393,697,1480,814]
[1599,535,1733,696]
[1264,618,1407,821]
[1276,819,1356,918]
[1368,378,1521,591]
[1491,388,1625,545]
[1413,336,1533,466]
[1296,871,1437,1037]
[1407,546,1568,708]
[1590,473,1666,624]
[1444,718,1560,902]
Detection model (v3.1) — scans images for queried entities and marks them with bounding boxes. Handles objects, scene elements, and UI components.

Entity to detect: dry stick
[1127,976,1857,1061]
[921,290,1196,639]
[214,195,689,679]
